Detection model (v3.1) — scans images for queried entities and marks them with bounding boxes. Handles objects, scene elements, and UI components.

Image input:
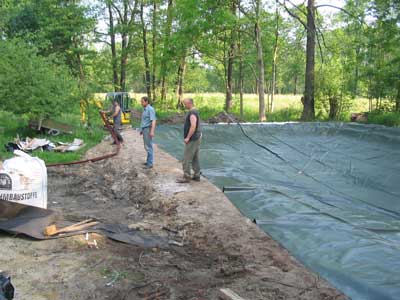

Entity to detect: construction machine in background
[81,92,134,126]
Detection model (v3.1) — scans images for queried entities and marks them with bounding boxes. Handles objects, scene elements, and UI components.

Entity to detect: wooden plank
[40,119,74,133]
[218,288,246,300]
[28,118,74,134]
[44,219,98,236]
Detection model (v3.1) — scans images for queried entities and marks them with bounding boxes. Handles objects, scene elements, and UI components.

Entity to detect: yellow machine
[103,92,133,125]
[81,92,134,125]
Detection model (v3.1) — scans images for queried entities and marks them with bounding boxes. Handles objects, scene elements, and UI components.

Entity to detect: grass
[1,93,396,164]
[0,110,106,164]
[120,92,371,123]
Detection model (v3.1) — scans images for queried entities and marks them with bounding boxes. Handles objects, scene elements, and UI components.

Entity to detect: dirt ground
[0,128,347,300]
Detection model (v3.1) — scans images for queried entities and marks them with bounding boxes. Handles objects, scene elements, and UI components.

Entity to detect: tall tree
[159,0,174,102]
[140,0,152,100]
[151,0,158,102]
[302,0,316,120]
[270,2,280,112]
[96,0,138,92]
[107,1,119,91]
[255,0,266,121]
[225,1,237,112]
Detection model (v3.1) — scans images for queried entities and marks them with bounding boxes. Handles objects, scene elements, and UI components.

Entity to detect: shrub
[0,39,79,118]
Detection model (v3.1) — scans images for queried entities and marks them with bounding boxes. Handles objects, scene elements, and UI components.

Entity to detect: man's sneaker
[192,176,201,182]
[176,177,191,183]
[143,164,153,169]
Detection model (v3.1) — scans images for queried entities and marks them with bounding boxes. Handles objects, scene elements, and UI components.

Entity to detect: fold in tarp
[155,122,400,300]
[0,200,168,249]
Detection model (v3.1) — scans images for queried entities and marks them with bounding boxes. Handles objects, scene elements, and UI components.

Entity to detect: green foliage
[0,0,399,134]
[150,93,362,123]
[367,110,400,127]
[315,28,354,120]
[0,39,79,117]
[2,0,96,73]
[0,110,105,163]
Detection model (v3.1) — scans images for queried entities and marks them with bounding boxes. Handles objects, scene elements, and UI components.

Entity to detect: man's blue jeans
[142,127,153,166]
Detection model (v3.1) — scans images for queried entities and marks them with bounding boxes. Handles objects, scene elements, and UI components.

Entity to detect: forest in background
[0,0,399,124]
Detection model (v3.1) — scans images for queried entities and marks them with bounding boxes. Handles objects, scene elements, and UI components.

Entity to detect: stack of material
[16,137,53,151]
[5,137,84,153]
[53,138,84,152]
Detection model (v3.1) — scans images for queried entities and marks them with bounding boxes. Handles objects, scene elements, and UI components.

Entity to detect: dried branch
[111,3,124,23]
[277,0,307,29]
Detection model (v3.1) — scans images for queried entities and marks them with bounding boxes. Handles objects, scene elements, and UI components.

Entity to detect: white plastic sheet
[0,150,47,209]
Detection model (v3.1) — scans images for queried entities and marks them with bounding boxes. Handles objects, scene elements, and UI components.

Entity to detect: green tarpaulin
[156,122,400,300]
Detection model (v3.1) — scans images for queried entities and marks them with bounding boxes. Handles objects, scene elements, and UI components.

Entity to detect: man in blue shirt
[140,96,157,169]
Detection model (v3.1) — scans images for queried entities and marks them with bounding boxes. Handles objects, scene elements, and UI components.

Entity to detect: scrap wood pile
[0,199,169,248]
[351,112,368,122]
[5,136,84,153]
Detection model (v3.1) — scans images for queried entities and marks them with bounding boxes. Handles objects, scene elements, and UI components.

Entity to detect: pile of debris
[351,112,368,122]
[5,137,84,153]
[208,111,241,124]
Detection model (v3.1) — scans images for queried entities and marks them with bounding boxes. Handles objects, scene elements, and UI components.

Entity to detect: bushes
[0,39,79,118]
[367,111,400,127]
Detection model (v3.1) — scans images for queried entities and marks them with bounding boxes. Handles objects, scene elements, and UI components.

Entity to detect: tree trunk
[160,0,173,102]
[294,74,297,95]
[225,1,236,112]
[354,46,360,96]
[395,81,400,112]
[328,96,339,120]
[353,0,361,97]
[255,23,266,121]
[175,56,186,109]
[226,41,234,111]
[270,3,279,113]
[302,0,316,120]
[151,0,157,102]
[108,2,119,92]
[266,83,271,114]
[238,35,244,118]
[141,1,152,101]
[119,0,129,92]
[239,67,244,118]
[74,36,89,125]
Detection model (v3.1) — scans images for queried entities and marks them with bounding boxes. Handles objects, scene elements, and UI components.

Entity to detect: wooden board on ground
[218,288,246,300]
[29,118,74,134]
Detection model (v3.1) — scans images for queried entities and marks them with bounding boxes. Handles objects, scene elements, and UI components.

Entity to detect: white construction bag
[0,150,47,209]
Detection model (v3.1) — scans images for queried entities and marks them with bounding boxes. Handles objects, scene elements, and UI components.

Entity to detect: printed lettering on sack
[0,173,12,190]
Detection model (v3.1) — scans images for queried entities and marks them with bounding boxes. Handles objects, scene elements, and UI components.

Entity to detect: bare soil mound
[208,111,241,123]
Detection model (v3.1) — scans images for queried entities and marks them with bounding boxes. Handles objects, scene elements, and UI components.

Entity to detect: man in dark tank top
[177,98,202,183]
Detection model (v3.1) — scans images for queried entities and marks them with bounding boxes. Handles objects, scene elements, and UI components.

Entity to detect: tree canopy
[0,0,399,120]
